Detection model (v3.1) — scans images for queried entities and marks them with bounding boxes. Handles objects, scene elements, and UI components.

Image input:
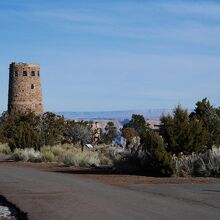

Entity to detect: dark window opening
[31,84,34,89]
[23,71,27,76]
[14,71,18,77]
[31,71,35,76]
[38,71,40,76]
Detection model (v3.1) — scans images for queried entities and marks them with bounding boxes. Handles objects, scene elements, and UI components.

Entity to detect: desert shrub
[122,114,149,138]
[98,150,114,165]
[190,98,220,148]
[115,131,172,176]
[173,147,220,177]
[39,144,103,167]
[125,136,141,154]
[75,150,100,167]
[140,130,173,176]
[172,153,195,177]
[60,149,100,167]
[11,148,41,162]
[61,152,76,166]
[122,127,138,143]
[50,145,65,157]
[206,147,220,175]
[40,148,56,162]
[66,121,93,146]
[98,155,112,165]
[0,111,68,151]
[40,112,67,146]
[160,99,220,155]
[160,105,207,155]
[82,151,100,167]
[6,143,117,167]
[95,145,119,165]
[101,122,117,144]
[0,112,42,151]
[0,143,11,155]
[40,145,66,162]
[75,153,88,167]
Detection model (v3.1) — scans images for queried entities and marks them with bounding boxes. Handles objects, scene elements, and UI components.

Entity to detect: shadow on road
[203,189,220,193]
[49,165,159,177]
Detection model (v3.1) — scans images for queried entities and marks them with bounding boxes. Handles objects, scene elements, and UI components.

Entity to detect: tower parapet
[8,62,43,114]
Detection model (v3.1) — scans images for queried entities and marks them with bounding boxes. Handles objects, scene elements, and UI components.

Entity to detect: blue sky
[1,0,220,112]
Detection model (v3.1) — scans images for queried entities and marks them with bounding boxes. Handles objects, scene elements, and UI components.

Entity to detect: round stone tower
[8,62,43,114]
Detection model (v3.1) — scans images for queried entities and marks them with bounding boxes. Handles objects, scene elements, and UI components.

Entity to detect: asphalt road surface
[0,165,220,220]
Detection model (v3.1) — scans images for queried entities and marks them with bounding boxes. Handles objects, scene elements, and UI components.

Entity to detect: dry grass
[11,148,41,162]
[173,147,220,177]
[0,143,11,155]
[8,144,115,167]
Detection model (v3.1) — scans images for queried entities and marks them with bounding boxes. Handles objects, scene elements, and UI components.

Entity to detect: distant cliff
[56,109,172,121]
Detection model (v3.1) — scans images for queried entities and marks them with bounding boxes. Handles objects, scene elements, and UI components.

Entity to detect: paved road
[0,165,220,220]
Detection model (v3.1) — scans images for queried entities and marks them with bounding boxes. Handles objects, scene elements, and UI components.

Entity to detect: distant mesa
[57,109,172,121]
[8,62,43,114]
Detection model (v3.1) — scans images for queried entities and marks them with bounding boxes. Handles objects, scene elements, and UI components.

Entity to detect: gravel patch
[0,196,27,220]
[0,205,16,220]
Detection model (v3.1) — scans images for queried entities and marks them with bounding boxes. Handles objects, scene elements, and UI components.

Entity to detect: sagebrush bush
[41,149,56,162]
[11,148,41,162]
[81,151,100,167]
[61,152,76,166]
[0,143,11,155]
[98,154,113,165]
[95,145,120,165]
[120,131,173,176]
[173,147,220,177]
[40,145,70,162]
[50,145,65,157]
[8,144,108,167]
[61,150,100,167]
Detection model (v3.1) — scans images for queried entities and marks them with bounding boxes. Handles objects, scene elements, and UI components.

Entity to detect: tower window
[38,71,40,76]
[23,71,27,76]
[31,71,35,76]
[31,84,34,89]
[14,71,18,77]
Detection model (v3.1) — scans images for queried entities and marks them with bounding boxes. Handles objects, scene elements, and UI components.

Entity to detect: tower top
[10,62,40,67]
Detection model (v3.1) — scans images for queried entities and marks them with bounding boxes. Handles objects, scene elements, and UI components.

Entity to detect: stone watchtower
[8,62,43,114]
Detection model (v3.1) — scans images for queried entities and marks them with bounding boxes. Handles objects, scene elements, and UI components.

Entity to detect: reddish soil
[1,161,220,186]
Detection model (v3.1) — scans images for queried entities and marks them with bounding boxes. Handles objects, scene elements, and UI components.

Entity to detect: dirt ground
[1,161,220,186]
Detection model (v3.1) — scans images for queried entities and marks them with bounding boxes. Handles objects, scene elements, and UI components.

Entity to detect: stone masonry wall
[8,62,43,114]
